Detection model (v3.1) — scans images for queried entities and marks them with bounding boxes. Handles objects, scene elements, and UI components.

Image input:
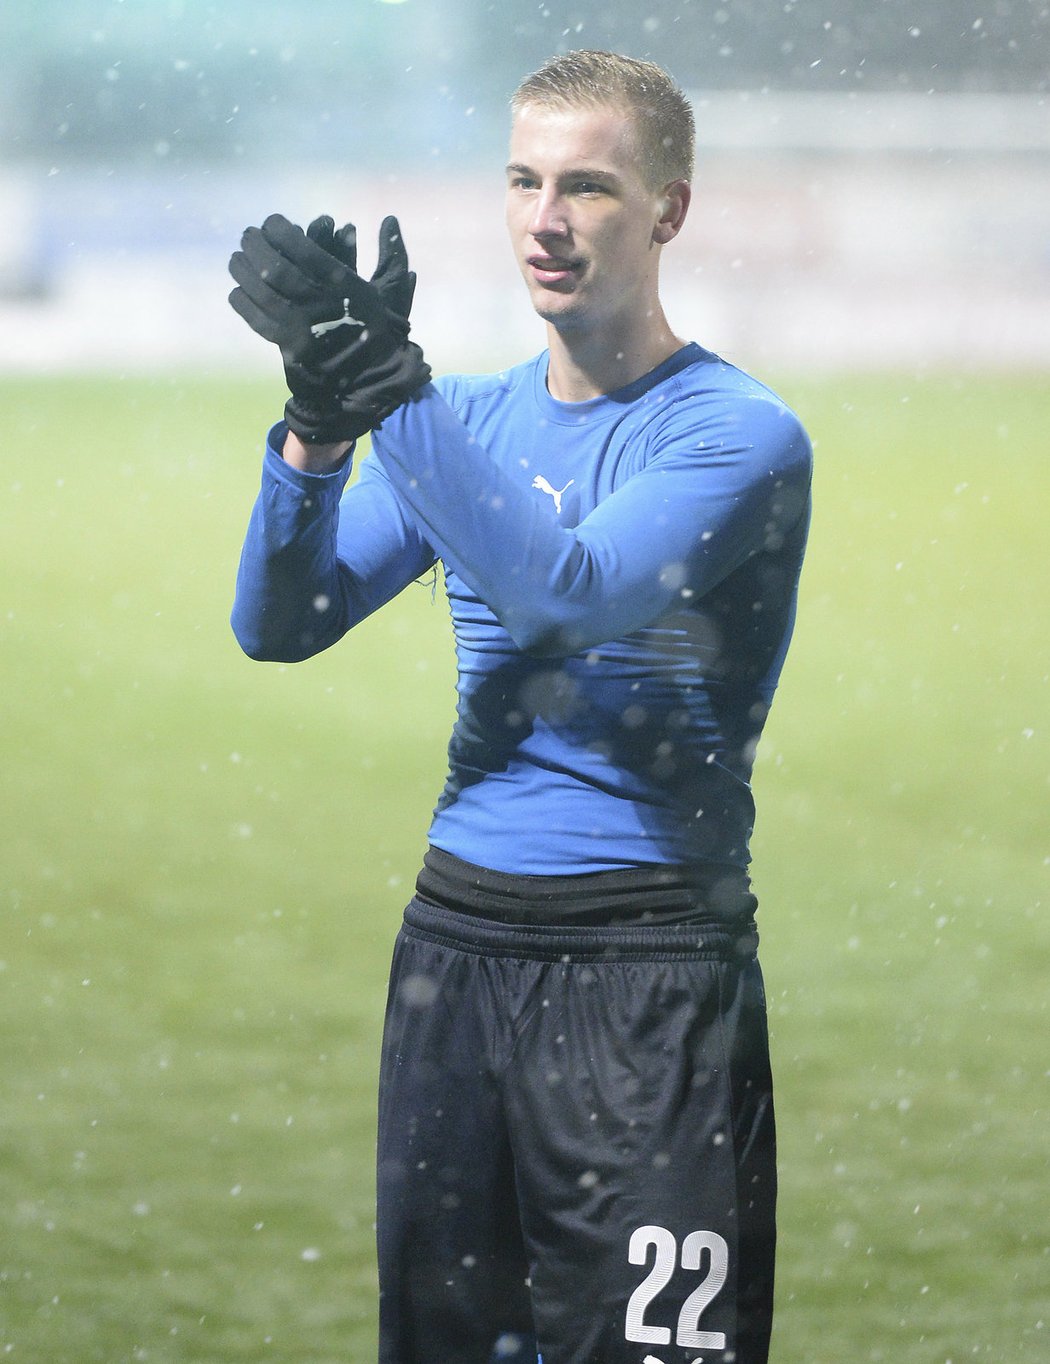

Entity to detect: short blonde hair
[510,49,695,188]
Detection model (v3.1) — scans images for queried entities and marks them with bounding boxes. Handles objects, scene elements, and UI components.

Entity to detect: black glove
[301,213,417,320]
[228,213,431,443]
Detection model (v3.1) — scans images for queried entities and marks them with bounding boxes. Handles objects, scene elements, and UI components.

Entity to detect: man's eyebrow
[563,166,621,183]
[505,162,622,183]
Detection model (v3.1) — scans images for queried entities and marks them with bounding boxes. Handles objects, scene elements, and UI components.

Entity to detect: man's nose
[529,190,569,238]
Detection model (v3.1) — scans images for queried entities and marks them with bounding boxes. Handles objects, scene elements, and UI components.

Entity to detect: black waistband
[415,845,757,928]
[402,897,757,962]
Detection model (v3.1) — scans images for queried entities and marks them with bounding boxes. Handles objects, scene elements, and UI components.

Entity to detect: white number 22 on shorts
[625,1224,729,1351]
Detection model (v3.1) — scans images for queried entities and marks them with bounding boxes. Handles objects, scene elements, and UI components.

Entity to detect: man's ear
[652,179,691,245]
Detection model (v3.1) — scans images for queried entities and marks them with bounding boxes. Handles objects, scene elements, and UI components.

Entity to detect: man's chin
[531,293,588,330]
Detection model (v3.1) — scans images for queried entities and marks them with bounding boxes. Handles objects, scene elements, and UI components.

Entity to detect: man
[229,49,811,1364]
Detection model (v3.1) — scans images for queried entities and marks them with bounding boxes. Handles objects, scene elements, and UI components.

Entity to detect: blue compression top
[231,343,812,878]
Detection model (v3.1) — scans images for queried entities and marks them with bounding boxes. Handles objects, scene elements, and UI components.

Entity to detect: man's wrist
[281,428,353,474]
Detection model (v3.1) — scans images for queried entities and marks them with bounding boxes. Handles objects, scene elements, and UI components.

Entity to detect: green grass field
[2,371,1046,1363]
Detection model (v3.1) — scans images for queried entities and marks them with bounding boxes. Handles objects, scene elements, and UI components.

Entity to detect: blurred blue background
[1,0,1048,374]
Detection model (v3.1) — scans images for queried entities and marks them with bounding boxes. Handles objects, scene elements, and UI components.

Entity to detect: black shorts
[376,897,776,1364]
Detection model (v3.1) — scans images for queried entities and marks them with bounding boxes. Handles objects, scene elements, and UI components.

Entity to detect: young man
[229,50,811,1364]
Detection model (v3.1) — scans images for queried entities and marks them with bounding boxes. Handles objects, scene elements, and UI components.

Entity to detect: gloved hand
[301,213,418,321]
[228,213,431,443]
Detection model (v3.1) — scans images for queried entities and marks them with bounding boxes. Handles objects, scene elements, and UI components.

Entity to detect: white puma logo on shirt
[531,475,575,515]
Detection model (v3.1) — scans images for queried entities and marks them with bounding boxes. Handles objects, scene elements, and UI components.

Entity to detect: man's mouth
[527,254,581,285]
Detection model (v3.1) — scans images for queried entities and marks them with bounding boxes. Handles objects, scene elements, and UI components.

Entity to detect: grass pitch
[1,371,1046,1363]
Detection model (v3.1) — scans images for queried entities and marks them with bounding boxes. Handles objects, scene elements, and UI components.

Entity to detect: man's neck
[544,309,686,403]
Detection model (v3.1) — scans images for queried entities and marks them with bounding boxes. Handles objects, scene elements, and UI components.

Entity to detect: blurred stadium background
[0,0,1048,374]
[2,4,1048,1363]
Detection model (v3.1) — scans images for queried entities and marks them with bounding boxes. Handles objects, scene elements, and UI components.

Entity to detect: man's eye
[511,176,537,191]
[574,182,605,196]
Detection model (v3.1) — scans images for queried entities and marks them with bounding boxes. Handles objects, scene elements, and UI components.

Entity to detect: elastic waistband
[401,896,758,964]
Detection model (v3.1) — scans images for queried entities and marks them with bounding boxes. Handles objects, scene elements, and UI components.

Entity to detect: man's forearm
[370,386,811,657]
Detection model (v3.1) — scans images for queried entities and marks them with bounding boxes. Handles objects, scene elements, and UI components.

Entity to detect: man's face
[505,102,668,335]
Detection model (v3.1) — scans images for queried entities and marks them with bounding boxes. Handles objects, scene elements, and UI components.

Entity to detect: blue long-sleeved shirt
[232,343,812,876]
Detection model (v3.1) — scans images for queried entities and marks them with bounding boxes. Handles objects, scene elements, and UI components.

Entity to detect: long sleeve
[231,424,436,662]
[370,382,812,657]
